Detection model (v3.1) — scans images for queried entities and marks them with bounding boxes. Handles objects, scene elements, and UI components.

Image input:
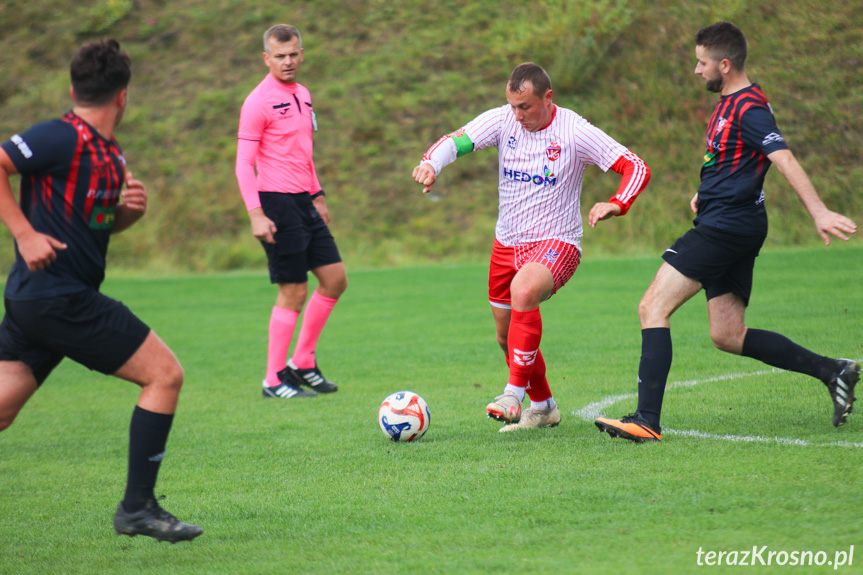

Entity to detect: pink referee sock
[291,291,339,369]
[266,306,300,387]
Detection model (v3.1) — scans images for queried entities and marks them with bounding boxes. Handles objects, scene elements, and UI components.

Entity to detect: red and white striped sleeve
[420,107,505,175]
[607,150,650,216]
[420,134,459,176]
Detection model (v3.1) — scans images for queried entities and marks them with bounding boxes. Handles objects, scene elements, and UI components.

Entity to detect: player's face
[506,82,554,132]
[694,45,723,93]
[264,36,304,84]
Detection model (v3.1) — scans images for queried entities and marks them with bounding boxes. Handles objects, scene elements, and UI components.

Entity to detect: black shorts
[0,290,150,385]
[662,225,765,306]
[259,192,342,284]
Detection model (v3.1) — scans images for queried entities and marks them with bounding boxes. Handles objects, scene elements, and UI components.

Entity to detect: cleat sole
[486,410,518,424]
[595,419,659,443]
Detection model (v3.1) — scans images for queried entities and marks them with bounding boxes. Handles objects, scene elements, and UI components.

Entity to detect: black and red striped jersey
[695,84,788,235]
[1,112,126,299]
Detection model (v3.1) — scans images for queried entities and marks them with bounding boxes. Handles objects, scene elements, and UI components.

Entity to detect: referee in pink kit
[236,24,347,399]
[414,63,650,432]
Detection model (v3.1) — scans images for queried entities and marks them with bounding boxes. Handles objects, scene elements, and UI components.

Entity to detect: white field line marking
[574,369,781,421]
[574,364,863,449]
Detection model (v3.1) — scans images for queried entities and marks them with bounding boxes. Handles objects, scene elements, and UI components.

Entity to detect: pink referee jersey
[423,104,647,250]
[236,74,321,210]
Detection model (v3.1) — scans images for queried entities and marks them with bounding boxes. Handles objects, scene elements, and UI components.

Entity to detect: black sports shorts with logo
[0,290,150,385]
[259,191,342,284]
[661,224,766,306]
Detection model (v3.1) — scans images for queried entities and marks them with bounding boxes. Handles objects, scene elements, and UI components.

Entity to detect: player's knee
[638,297,659,326]
[710,331,742,354]
[510,285,541,311]
[496,334,508,352]
[331,274,348,298]
[637,299,649,323]
[0,411,18,432]
[167,362,185,390]
[711,338,735,353]
[277,284,308,309]
[153,361,184,395]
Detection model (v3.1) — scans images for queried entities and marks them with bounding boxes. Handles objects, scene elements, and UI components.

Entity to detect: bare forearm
[768,148,857,244]
[112,205,144,234]
[769,149,826,217]
[112,171,148,234]
[0,163,34,239]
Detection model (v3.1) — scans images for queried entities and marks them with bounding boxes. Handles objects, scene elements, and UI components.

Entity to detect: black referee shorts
[662,224,766,306]
[0,290,150,385]
[259,192,342,285]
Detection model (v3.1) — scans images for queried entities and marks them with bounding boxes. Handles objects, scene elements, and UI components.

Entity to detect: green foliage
[76,0,134,36]
[509,0,636,92]
[0,0,861,274]
[0,246,861,573]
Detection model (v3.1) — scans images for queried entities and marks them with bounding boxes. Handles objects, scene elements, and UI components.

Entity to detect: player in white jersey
[413,63,650,431]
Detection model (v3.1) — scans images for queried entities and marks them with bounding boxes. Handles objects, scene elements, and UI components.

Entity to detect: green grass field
[1,245,862,574]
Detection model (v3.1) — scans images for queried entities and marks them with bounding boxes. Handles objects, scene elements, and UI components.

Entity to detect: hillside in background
[1,0,861,273]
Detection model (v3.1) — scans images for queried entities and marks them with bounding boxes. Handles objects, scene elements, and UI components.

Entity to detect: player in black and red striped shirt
[0,40,201,541]
[596,22,859,442]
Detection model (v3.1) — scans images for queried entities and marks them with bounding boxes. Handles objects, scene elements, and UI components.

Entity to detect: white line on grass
[574,364,863,449]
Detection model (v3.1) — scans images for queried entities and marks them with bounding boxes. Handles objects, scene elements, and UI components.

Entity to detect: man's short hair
[70,39,131,106]
[263,24,302,52]
[508,63,552,98]
[695,21,747,71]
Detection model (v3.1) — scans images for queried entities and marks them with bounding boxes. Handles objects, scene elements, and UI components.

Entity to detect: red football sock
[266,306,299,386]
[507,308,542,389]
[525,349,552,403]
[292,291,339,369]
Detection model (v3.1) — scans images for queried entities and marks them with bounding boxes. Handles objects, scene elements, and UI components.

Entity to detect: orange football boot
[595,413,661,443]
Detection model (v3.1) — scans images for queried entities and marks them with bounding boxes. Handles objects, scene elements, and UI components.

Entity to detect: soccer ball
[378,391,431,442]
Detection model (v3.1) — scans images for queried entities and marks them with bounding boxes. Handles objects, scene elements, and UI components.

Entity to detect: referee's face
[264,36,304,84]
[506,82,554,133]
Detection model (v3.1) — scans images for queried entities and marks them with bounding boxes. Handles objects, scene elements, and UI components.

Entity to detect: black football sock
[635,328,672,429]
[741,328,837,383]
[122,405,174,513]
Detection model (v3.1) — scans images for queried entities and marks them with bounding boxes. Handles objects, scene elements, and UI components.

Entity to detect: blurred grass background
[1,0,860,273]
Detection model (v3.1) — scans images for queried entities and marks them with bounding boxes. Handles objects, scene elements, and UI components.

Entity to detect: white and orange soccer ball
[378,391,431,442]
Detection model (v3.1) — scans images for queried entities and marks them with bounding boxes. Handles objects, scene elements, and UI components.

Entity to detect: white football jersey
[426,104,631,249]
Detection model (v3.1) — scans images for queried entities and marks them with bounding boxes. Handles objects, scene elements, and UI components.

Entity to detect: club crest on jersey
[706,117,727,152]
[546,142,561,161]
[502,165,557,187]
[507,136,517,150]
[542,248,560,263]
